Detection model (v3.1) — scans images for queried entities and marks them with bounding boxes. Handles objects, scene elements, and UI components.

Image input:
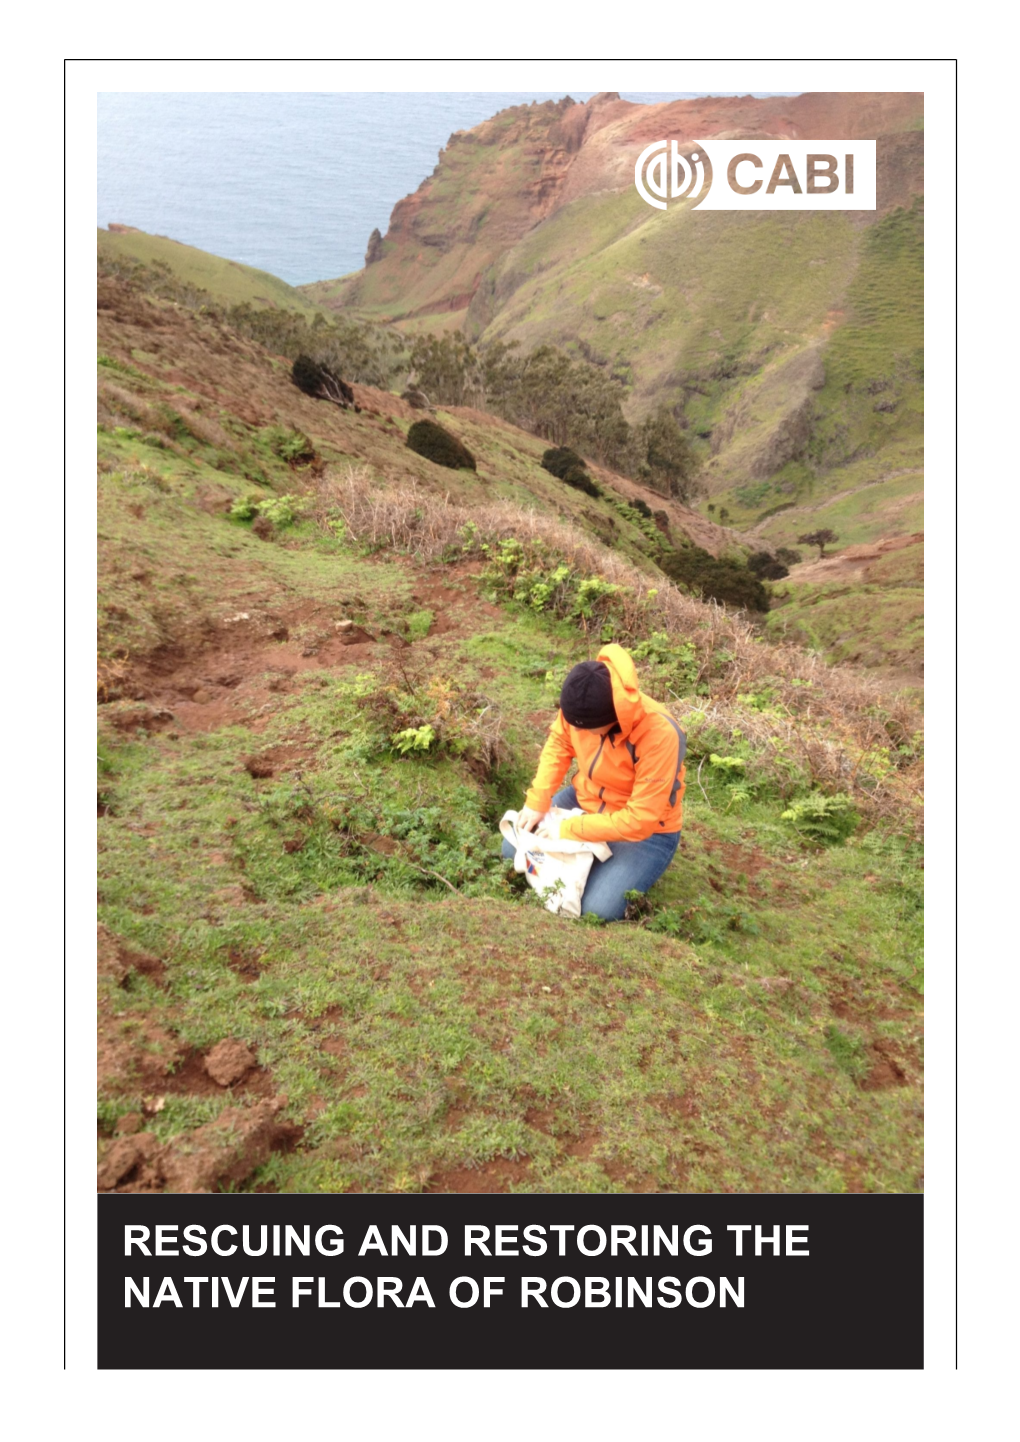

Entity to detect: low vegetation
[96,252,924,1197]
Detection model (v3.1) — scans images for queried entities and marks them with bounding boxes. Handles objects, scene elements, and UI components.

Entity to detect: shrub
[562,467,601,498]
[406,419,477,471]
[258,494,303,528]
[391,724,437,755]
[629,497,653,519]
[658,545,769,612]
[371,668,508,779]
[541,446,587,480]
[230,493,304,529]
[631,631,700,693]
[606,495,663,547]
[291,354,357,409]
[709,753,746,776]
[540,447,601,496]
[776,547,802,567]
[747,550,790,581]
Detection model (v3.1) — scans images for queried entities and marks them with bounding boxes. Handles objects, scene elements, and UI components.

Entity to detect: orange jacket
[525,644,686,844]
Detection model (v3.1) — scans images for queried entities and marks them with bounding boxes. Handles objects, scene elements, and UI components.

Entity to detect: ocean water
[97,91,796,286]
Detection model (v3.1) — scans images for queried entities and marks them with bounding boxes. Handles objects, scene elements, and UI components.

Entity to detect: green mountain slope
[99,226,321,313]
[310,92,923,557]
[96,260,923,1197]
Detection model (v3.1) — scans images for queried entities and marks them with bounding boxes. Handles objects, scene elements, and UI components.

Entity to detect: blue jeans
[502,785,680,922]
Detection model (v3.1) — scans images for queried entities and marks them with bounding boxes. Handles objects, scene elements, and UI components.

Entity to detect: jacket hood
[596,644,643,735]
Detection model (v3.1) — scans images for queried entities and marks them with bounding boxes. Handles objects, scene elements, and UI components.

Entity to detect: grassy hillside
[96,262,923,1196]
[99,226,320,313]
[99,179,924,677]
[753,471,923,550]
[767,538,924,676]
[474,192,923,560]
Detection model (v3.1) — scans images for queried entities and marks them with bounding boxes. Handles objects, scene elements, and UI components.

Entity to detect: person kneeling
[503,644,686,921]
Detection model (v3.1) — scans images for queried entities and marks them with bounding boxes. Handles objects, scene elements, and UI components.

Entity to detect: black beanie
[560,660,617,730]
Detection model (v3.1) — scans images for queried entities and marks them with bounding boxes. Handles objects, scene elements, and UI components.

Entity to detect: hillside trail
[748,469,923,536]
[786,531,923,585]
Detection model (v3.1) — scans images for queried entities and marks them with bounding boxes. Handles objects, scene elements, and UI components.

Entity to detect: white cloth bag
[499,807,613,918]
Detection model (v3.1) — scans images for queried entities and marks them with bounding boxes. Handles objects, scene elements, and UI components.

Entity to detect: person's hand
[518,806,546,833]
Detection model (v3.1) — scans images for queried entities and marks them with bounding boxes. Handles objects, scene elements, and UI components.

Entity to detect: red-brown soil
[788,532,923,586]
[97,1098,300,1194]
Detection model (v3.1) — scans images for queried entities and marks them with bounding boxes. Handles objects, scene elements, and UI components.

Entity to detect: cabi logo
[634,141,709,208]
[635,139,877,212]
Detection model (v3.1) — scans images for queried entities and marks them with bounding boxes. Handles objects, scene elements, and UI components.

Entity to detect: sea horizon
[97,91,800,287]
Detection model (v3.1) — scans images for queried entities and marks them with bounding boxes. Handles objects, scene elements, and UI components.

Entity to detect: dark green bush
[629,497,653,519]
[540,447,601,495]
[406,419,477,471]
[658,545,770,612]
[562,467,601,498]
[292,354,356,408]
[747,550,790,581]
[540,446,587,480]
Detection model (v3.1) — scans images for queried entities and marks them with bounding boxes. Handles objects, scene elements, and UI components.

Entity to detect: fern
[781,792,858,845]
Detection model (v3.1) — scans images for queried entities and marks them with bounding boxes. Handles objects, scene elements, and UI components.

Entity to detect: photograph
[94,79,924,1199]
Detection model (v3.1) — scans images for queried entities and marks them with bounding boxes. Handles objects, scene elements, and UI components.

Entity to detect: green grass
[99,672,923,1194]
[765,532,923,671]
[97,504,924,1193]
[96,268,923,1195]
[97,428,412,661]
[98,227,321,313]
[766,572,923,672]
[753,470,924,550]
[468,192,923,558]
[806,199,924,473]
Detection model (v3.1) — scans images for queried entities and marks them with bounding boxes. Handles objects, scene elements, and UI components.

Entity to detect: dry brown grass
[320,465,923,825]
[97,648,130,702]
[679,698,922,825]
